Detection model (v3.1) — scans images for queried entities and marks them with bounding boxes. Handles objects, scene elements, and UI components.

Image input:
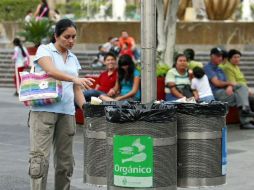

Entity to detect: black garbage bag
[171,101,228,116]
[105,103,177,123]
[83,100,138,118]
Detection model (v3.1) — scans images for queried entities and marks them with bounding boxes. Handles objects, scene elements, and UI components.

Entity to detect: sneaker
[240,123,254,129]
[14,92,19,96]
[240,107,254,117]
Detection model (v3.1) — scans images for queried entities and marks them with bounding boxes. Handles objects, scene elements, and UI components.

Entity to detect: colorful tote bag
[19,66,62,106]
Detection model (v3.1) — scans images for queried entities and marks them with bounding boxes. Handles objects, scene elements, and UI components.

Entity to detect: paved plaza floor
[0,87,254,190]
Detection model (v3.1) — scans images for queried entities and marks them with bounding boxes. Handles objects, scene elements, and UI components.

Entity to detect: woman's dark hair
[183,48,195,61]
[41,0,48,5]
[173,53,186,68]
[118,55,135,85]
[51,19,77,43]
[193,66,205,79]
[222,50,228,60]
[104,52,117,61]
[13,38,26,57]
[228,49,241,61]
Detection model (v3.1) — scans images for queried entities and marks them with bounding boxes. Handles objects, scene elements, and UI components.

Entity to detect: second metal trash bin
[105,104,177,190]
[176,102,228,188]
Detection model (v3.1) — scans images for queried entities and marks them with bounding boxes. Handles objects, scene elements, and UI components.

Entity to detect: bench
[226,107,240,124]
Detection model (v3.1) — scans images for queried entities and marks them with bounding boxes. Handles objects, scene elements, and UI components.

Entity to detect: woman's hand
[107,88,116,97]
[72,77,95,90]
[226,85,234,96]
[115,96,122,101]
[194,94,199,101]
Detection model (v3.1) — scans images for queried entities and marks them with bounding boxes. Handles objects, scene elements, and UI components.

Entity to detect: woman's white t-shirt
[191,75,213,98]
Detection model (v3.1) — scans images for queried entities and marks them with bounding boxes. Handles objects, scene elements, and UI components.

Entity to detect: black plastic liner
[166,101,228,117]
[83,101,138,118]
[105,103,177,123]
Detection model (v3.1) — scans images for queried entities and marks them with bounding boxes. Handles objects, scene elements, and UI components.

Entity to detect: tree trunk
[156,0,166,53]
[164,0,179,67]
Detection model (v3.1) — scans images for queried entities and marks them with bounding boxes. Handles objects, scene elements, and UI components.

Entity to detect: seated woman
[112,54,141,101]
[83,52,118,102]
[165,53,193,101]
[221,49,254,110]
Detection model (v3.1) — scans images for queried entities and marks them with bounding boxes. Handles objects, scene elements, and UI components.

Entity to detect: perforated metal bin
[83,104,108,186]
[105,104,177,190]
[176,102,228,188]
[83,102,136,186]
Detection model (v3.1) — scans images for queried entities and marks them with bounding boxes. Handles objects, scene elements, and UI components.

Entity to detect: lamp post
[141,0,157,103]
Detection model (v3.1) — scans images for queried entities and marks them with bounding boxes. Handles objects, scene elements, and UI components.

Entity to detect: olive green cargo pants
[28,111,76,190]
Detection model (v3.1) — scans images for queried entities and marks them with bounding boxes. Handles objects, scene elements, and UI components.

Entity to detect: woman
[165,53,193,101]
[28,19,94,190]
[222,49,246,86]
[12,38,29,96]
[34,0,49,19]
[222,49,254,110]
[112,54,141,101]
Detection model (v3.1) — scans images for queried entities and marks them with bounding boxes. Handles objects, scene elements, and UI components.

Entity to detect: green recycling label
[113,135,153,187]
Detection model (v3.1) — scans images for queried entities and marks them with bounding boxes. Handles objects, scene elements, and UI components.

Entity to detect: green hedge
[0,0,39,21]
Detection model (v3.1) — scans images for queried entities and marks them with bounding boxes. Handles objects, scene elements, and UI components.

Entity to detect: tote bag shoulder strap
[32,45,54,74]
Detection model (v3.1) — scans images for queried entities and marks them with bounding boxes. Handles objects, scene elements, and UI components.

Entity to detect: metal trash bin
[83,103,108,186]
[83,102,136,186]
[105,104,177,190]
[176,102,228,188]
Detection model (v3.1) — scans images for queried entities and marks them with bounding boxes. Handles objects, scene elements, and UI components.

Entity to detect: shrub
[125,4,137,19]
[0,0,39,21]
[18,19,54,47]
[156,64,170,77]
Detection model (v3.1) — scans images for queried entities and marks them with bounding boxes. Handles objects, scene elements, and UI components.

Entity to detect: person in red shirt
[119,42,134,59]
[83,52,118,101]
[119,31,136,50]
[118,30,140,61]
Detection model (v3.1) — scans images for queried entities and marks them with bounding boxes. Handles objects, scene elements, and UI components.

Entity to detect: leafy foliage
[18,19,53,47]
[125,4,138,19]
[134,63,170,77]
[0,0,39,21]
[56,1,83,19]
[156,64,170,77]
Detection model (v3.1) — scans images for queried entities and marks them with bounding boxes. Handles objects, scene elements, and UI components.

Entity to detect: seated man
[84,52,118,102]
[204,47,254,129]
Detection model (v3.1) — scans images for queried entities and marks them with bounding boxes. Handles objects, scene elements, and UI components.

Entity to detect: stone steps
[0,49,101,88]
[1,49,254,88]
